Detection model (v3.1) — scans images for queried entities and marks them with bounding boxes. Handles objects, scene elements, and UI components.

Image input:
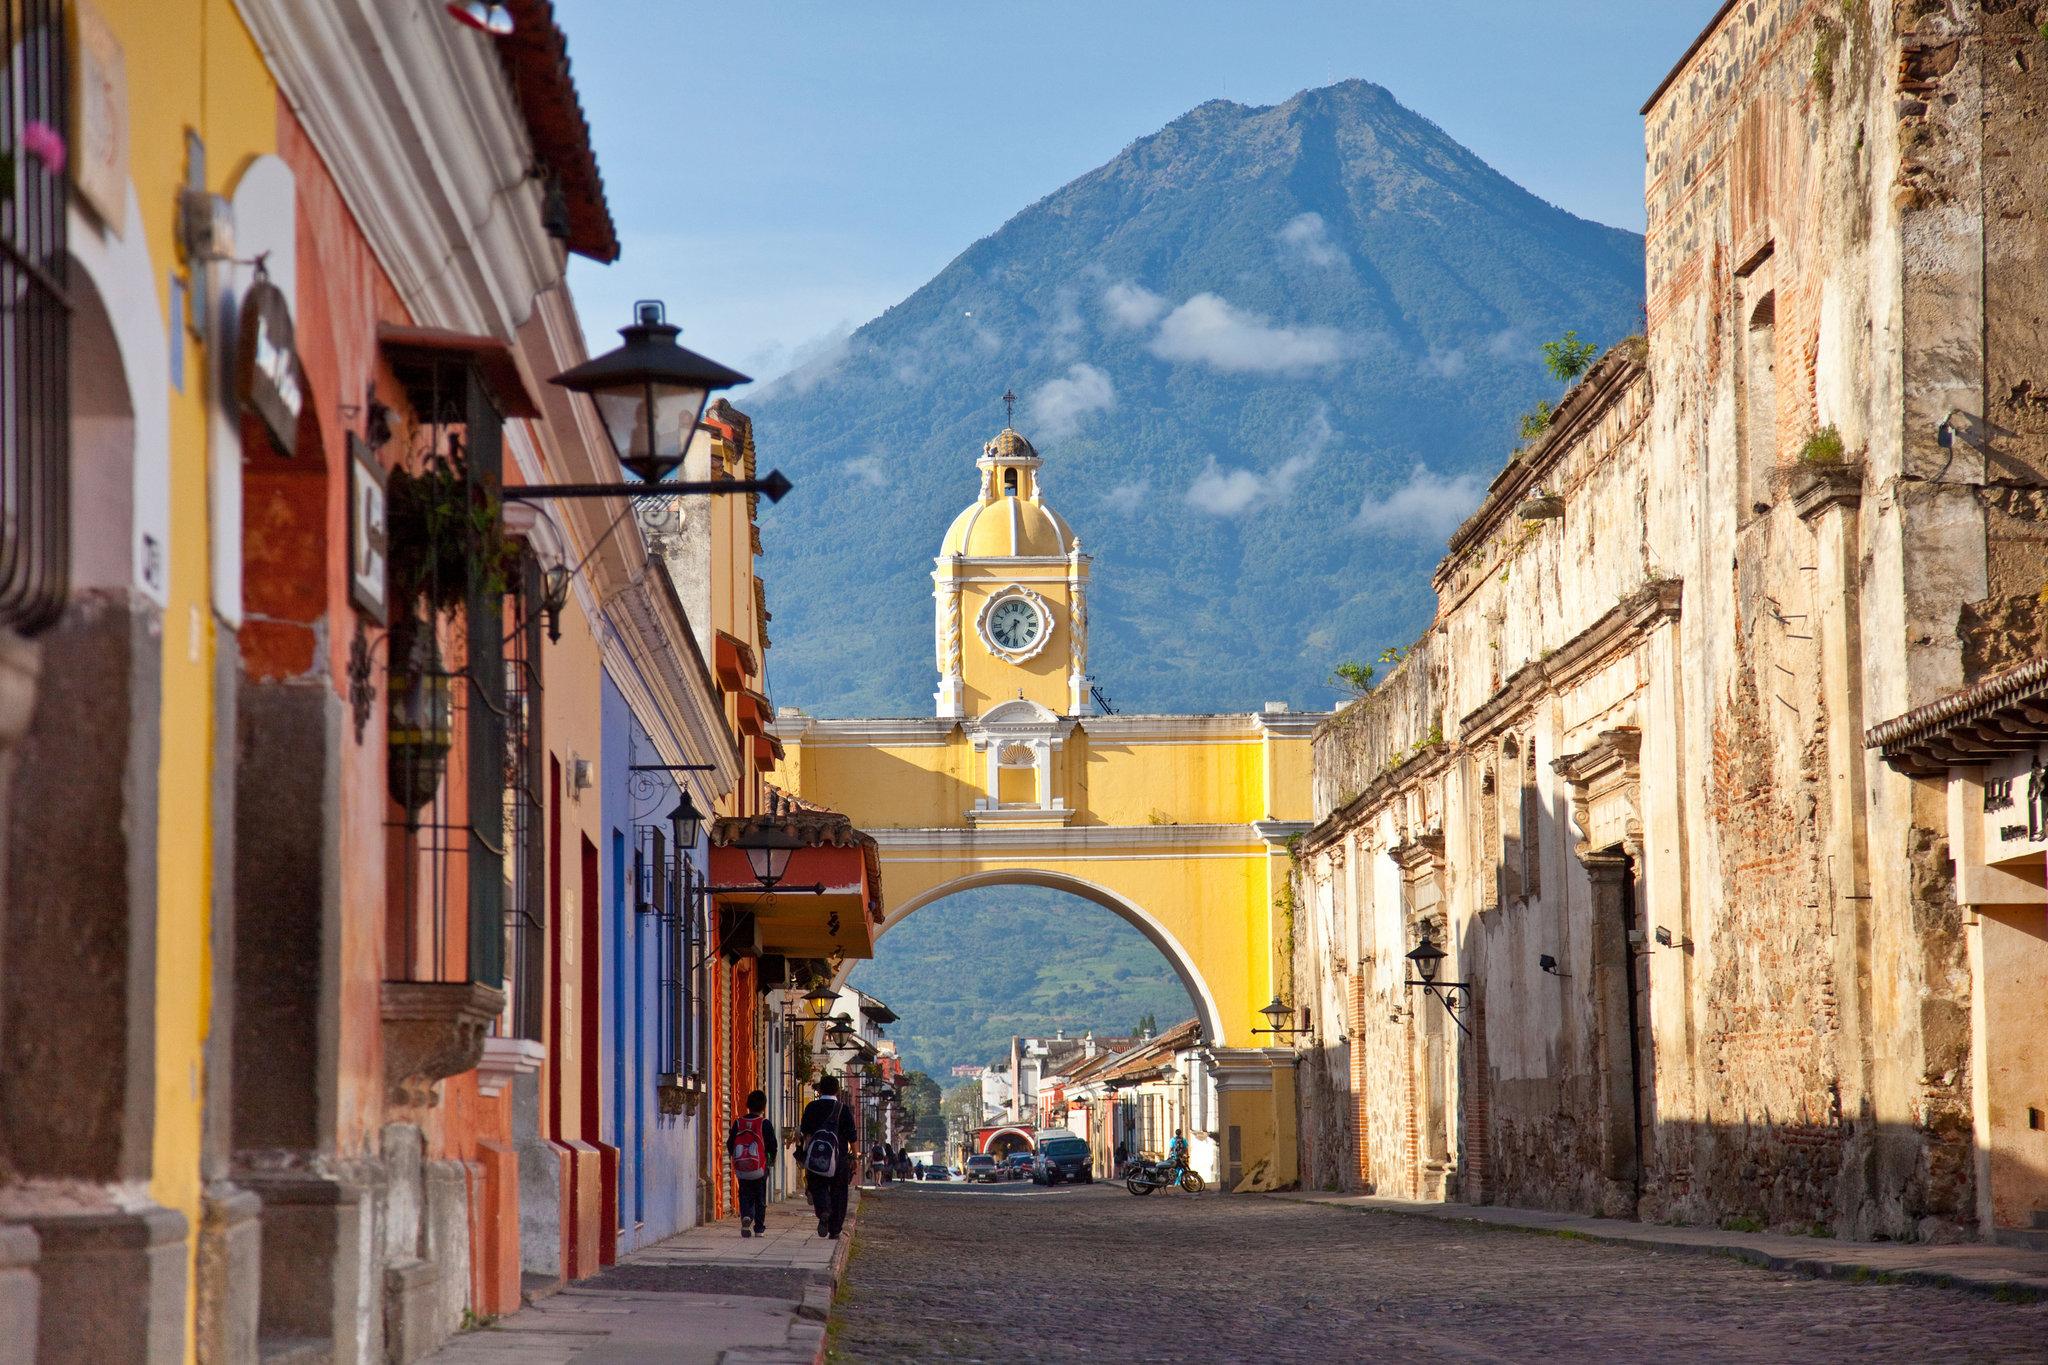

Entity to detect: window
[0,0,70,633]
[1739,286,1778,516]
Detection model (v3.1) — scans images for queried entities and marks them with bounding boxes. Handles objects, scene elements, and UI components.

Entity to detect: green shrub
[1518,400,1554,442]
[1542,330,1598,384]
[1799,425,1846,465]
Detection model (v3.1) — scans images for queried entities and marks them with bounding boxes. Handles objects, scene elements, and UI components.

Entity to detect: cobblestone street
[829,1185,2048,1362]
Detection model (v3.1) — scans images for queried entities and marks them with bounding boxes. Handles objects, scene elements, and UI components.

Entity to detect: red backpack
[731,1117,768,1179]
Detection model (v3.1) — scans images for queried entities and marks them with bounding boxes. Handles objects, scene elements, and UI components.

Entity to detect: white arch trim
[853,867,1223,1045]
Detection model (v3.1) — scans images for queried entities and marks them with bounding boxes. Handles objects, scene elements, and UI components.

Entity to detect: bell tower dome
[934,424,1091,719]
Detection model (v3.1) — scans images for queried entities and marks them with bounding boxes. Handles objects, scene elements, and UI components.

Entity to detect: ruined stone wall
[1291,0,2035,1245]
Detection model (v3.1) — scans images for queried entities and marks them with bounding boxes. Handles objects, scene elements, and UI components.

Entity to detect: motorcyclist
[1166,1129,1189,1174]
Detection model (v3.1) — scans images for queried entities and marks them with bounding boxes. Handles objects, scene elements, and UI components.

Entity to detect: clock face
[987,597,1044,653]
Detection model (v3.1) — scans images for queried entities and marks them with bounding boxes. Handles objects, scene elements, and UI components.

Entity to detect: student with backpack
[728,1089,774,1238]
[798,1075,860,1239]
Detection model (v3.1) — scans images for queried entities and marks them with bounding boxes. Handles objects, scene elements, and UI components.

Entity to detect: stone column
[1583,851,1641,1216]
[933,559,964,719]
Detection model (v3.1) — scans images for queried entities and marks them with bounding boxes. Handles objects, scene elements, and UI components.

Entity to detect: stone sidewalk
[420,1194,854,1365]
[1271,1191,2048,1299]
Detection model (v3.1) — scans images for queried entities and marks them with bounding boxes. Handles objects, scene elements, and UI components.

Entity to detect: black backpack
[803,1098,845,1178]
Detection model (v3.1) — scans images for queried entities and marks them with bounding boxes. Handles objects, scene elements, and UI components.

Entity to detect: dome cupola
[939,425,1076,559]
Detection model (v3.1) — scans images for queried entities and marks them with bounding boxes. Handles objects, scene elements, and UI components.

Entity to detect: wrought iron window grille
[0,0,71,634]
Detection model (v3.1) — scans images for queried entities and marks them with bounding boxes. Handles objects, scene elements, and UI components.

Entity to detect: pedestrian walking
[799,1076,859,1239]
[728,1089,774,1238]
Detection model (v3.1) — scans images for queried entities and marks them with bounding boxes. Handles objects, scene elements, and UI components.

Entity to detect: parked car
[1003,1152,1038,1182]
[1034,1135,1094,1185]
[964,1154,1003,1184]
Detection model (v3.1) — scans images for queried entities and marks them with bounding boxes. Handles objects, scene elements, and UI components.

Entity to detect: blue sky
[556,1,1717,385]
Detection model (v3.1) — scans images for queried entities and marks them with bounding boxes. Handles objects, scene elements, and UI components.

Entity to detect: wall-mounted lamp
[1404,935,1472,1036]
[1252,996,1311,1039]
[539,562,572,642]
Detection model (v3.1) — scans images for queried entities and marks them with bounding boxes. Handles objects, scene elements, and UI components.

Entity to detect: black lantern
[1253,996,1308,1038]
[824,1015,855,1052]
[548,301,750,485]
[539,561,572,643]
[668,790,704,852]
[801,984,839,1021]
[1403,934,1471,1036]
[387,630,454,816]
[736,825,804,890]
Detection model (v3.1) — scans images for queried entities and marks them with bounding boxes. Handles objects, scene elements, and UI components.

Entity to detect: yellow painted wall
[103,1,278,1358]
[957,563,1072,716]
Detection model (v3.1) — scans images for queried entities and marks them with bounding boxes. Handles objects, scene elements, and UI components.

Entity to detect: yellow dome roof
[940,496,1075,558]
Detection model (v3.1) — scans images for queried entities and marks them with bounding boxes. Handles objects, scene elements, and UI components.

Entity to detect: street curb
[1269,1192,2048,1303]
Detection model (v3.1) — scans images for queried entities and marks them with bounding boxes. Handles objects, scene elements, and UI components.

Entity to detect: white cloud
[1045,285,1086,362]
[1024,363,1116,440]
[1102,478,1150,513]
[1277,212,1344,268]
[1149,294,1345,375]
[760,326,855,396]
[1418,348,1468,380]
[1185,452,1315,516]
[1101,281,1168,331]
[1355,464,1487,538]
[1483,326,1525,360]
[845,454,889,488]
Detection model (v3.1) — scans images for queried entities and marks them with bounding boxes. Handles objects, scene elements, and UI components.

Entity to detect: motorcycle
[1122,1157,1204,1196]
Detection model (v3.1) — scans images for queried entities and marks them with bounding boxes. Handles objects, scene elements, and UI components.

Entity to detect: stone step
[1992,1226,2048,1252]
[257,1335,332,1365]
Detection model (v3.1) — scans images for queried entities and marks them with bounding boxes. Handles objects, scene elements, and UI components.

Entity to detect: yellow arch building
[776,425,1324,1187]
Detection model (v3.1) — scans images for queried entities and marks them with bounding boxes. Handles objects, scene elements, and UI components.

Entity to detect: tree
[1542,330,1598,385]
[1131,1011,1158,1037]
[1327,661,1375,698]
[897,1069,945,1146]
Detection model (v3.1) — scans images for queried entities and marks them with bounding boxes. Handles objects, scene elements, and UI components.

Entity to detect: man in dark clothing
[798,1076,859,1239]
[728,1089,775,1237]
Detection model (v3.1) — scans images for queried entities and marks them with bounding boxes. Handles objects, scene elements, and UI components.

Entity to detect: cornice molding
[867,824,1272,855]
[233,0,562,337]
[1460,577,1683,741]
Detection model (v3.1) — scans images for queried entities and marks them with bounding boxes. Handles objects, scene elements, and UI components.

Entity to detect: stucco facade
[1291,0,2048,1242]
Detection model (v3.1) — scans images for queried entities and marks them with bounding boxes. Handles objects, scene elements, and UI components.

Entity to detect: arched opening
[2,254,156,1185]
[841,871,1218,1173]
[982,1127,1036,1158]
[857,869,1221,1044]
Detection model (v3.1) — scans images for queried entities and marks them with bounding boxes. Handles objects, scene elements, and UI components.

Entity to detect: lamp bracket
[630,764,717,773]
[502,473,791,504]
[1403,978,1474,1035]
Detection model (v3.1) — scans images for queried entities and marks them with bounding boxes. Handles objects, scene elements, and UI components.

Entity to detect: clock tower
[933,425,1090,720]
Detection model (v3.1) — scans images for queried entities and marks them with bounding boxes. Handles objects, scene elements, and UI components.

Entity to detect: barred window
[0,0,70,632]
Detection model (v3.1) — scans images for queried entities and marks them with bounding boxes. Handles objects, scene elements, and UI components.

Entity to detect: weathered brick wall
[1291,0,2030,1243]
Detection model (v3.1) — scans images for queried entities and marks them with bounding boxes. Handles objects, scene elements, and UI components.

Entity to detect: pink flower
[21,121,65,175]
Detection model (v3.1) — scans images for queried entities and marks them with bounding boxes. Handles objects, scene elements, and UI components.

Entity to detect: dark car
[1034,1135,1094,1185]
[1002,1152,1038,1182]
[964,1154,1002,1184]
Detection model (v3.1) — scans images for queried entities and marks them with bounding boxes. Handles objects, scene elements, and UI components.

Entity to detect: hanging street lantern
[1252,996,1309,1038]
[387,629,454,816]
[547,301,751,486]
[1403,933,1471,1035]
[668,790,704,852]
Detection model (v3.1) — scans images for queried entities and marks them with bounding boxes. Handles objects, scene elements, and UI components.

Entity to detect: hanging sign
[349,434,389,623]
[236,277,304,457]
